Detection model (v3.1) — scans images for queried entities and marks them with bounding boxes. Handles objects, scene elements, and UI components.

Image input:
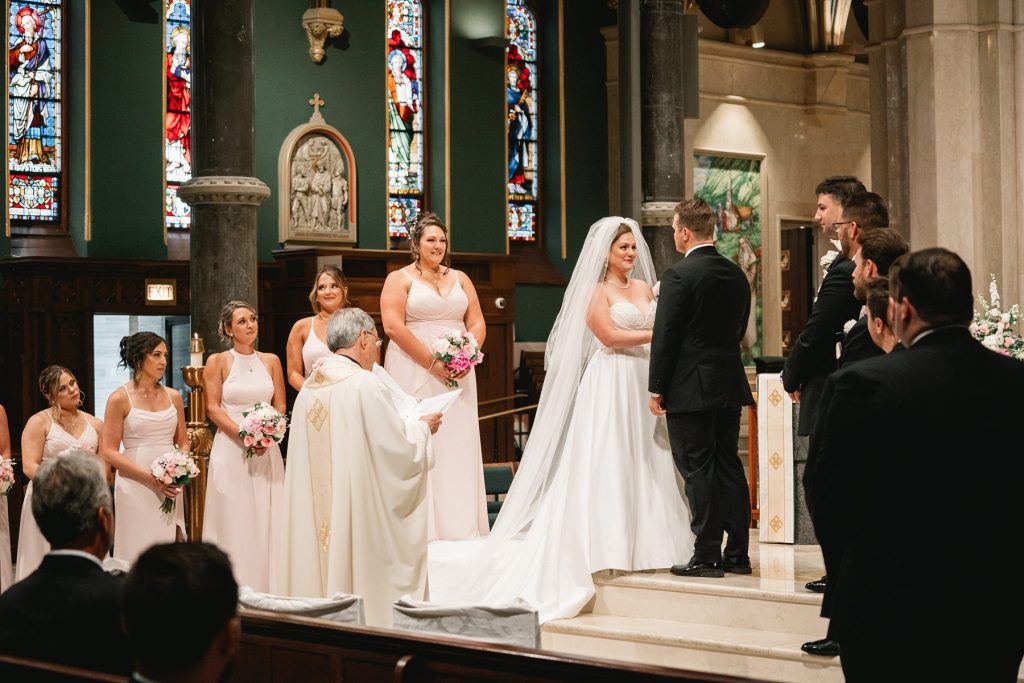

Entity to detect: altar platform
[542,540,1024,682]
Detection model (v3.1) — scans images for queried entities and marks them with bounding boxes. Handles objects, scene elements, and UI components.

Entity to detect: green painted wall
[86,1,164,259]
[51,1,613,343]
[513,0,614,341]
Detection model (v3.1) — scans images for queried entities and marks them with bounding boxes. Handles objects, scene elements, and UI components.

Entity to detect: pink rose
[243,434,256,447]
[260,437,272,447]
[1004,336,1015,348]
[262,424,275,434]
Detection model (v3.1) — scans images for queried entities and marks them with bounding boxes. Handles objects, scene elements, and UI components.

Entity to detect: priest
[273,308,441,627]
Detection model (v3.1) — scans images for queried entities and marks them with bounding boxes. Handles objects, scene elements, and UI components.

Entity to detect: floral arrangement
[969,274,1024,360]
[0,458,15,497]
[843,318,858,335]
[239,401,289,458]
[149,447,200,514]
[432,330,484,388]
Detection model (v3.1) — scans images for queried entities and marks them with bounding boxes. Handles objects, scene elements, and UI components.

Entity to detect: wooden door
[779,222,814,355]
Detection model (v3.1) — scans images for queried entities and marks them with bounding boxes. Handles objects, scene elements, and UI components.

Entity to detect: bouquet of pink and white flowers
[149,447,199,514]
[431,330,484,388]
[0,458,16,497]
[238,401,289,458]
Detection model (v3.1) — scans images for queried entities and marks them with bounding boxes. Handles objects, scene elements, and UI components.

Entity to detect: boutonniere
[819,249,840,287]
[842,318,857,335]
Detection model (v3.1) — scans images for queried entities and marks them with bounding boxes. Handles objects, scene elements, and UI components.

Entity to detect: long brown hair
[308,265,351,314]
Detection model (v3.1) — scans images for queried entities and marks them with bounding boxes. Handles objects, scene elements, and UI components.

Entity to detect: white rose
[819,250,840,269]
[983,334,999,349]
[433,338,450,355]
[989,307,1001,318]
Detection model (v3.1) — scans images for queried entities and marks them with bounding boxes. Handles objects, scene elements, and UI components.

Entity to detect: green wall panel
[254,0,387,256]
[86,1,164,259]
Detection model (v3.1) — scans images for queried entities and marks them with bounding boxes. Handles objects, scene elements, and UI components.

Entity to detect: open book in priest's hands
[372,364,462,422]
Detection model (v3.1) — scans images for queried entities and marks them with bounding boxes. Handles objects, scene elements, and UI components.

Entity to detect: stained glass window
[506,0,538,241]
[387,0,424,239]
[164,0,191,231]
[7,1,63,223]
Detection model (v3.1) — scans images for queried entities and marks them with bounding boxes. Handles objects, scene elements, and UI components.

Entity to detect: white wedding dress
[427,220,694,623]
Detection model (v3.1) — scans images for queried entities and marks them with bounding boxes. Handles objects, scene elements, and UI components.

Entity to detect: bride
[427,217,694,623]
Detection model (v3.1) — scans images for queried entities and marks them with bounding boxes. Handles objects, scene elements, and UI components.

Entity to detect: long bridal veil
[489,216,657,539]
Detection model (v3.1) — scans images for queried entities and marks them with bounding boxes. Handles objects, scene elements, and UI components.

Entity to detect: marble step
[542,613,843,683]
[590,570,826,637]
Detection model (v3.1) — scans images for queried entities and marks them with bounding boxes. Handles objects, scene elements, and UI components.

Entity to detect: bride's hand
[149,477,181,499]
[450,367,471,381]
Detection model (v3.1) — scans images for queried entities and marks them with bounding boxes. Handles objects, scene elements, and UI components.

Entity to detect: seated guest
[124,543,239,683]
[274,308,441,627]
[863,278,898,353]
[809,248,1024,681]
[0,452,131,675]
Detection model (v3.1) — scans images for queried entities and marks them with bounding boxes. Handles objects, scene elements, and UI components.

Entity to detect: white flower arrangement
[842,318,857,335]
[969,274,1024,361]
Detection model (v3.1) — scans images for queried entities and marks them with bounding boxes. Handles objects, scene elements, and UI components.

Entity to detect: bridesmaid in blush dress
[100,332,188,565]
[17,366,104,580]
[285,265,349,391]
[0,405,12,592]
[203,301,286,591]
[381,211,489,541]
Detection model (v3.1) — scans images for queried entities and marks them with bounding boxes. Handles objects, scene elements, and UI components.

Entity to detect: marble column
[177,0,270,354]
[637,0,688,276]
[867,0,1024,306]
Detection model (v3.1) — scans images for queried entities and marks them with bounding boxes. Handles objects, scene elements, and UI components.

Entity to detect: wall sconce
[303,1,344,63]
[728,23,765,49]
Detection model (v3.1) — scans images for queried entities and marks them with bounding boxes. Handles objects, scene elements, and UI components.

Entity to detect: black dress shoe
[805,575,827,593]
[801,638,840,657]
[670,559,725,578]
[723,557,752,575]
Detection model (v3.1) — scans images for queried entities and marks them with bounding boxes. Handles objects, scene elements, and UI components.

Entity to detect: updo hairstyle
[409,211,452,273]
[118,332,166,376]
[218,300,257,347]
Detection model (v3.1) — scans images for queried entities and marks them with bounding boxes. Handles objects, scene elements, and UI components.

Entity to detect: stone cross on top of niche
[309,92,326,124]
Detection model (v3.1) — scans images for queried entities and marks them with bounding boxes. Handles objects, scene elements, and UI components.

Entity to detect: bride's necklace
[603,275,630,289]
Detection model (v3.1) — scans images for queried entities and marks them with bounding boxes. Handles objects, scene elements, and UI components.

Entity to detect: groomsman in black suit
[808,248,1024,681]
[835,193,898,367]
[862,278,898,353]
[781,176,864,601]
[801,225,909,657]
[0,452,131,675]
[649,198,754,577]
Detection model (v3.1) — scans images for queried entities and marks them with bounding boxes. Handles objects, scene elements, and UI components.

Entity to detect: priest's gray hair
[32,450,112,547]
[326,307,376,352]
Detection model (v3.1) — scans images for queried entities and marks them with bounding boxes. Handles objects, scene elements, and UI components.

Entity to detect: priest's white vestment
[273,355,432,626]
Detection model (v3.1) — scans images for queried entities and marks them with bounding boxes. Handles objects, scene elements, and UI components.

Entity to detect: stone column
[867,0,1024,305]
[637,0,689,276]
[177,0,270,353]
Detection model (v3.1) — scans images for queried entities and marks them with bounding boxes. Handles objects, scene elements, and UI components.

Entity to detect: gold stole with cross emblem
[304,370,335,595]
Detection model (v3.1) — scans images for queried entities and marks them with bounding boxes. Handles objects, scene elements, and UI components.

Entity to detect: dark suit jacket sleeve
[781,260,853,392]
[839,317,883,368]
[648,266,688,395]
[807,371,863,550]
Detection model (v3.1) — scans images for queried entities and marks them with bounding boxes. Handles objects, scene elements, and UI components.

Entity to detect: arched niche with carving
[278,105,357,246]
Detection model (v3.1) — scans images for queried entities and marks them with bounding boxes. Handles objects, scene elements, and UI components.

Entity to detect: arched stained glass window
[164,0,192,232]
[386,0,424,239]
[505,0,538,241]
[7,1,63,224]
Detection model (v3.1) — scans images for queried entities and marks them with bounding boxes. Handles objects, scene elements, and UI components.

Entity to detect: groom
[649,198,755,577]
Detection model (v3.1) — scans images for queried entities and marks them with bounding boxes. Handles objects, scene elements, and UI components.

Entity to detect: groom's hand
[788,390,801,403]
[649,394,666,416]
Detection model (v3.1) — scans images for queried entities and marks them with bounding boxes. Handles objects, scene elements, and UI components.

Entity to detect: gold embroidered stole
[303,368,337,595]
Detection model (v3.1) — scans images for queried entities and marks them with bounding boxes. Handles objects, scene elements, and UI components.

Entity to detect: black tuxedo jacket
[807,327,1024,664]
[0,554,131,675]
[649,245,753,412]
[780,254,860,435]
[838,315,883,368]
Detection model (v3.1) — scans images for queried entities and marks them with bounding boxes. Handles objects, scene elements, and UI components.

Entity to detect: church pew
[232,610,762,683]
[0,654,122,683]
